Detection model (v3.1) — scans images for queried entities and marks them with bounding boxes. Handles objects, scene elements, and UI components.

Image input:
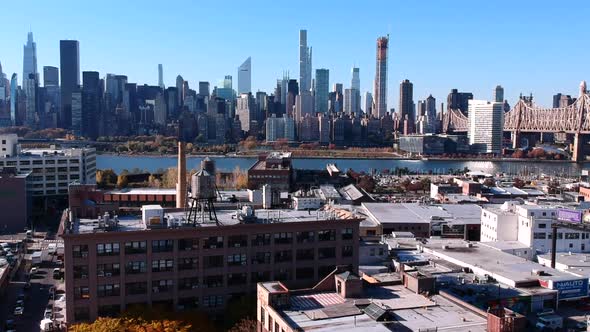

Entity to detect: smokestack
[176,141,187,208]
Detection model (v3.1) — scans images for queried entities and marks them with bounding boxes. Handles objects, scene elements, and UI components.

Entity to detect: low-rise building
[61,204,361,323]
[0,168,30,232]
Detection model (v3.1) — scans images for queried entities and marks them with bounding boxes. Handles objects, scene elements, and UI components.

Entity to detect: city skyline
[0,1,588,108]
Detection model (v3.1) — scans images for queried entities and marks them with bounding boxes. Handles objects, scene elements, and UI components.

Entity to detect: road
[0,241,64,331]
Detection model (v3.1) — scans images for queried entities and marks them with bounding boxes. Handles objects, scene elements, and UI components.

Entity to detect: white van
[47,243,57,255]
[535,314,563,330]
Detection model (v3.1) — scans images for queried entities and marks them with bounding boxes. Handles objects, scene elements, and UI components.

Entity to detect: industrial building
[0,168,31,232]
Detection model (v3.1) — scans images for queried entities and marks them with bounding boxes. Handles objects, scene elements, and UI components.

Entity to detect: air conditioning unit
[81,274,88,279]
[105,272,112,277]
[235,244,241,248]
[241,261,246,265]
[210,245,217,249]
[81,252,88,258]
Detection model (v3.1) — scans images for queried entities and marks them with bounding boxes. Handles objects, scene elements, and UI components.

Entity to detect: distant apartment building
[61,205,360,323]
[0,134,96,196]
[468,100,504,154]
[481,203,590,254]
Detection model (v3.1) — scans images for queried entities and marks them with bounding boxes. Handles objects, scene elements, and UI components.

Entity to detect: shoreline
[96,152,584,163]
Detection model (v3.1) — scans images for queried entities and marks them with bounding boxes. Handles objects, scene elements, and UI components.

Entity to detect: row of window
[74,266,337,299]
[72,230,355,258]
[74,247,353,279]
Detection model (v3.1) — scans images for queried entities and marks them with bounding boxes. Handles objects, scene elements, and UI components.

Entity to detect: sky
[1,0,589,108]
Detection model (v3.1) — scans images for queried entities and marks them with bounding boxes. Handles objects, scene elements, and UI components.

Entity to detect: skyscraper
[446,89,473,115]
[23,32,38,128]
[468,99,504,154]
[351,67,360,91]
[314,69,329,114]
[238,57,251,94]
[10,74,17,125]
[373,36,388,118]
[81,71,100,139]
[198,82,210,97]
[344,88,360,115]
[425,94,437,134]
[364,92,373,115]
[176,75,184,106]
[60,40,80,128]
[494,85,504,103]
[158,64,164,89]
[43,66,59,87]
[399,79,414,134]
[299,30,312,94]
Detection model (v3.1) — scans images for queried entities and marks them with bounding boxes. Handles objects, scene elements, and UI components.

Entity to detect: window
[204,275,223,288]
[318,229,336,241]
[318,247,336,259]
[251,233,271,246]
[152,259,174,272]
[565,233,581,239]
[228,235,248,248]
[178,238,198,251]
[152,240,173,252]
[341,228,354,240]
[227,254,247,266]
[74,265,89,279]
[74,307,90,321]
[178,297,199,310]
[203,236,224,249]
[296,231,315,243]
[342,246,354,257]
[152,279,173,293]
[73,245,89,258]
[97,243,120,256]
[125,241,146,254]
[74,286,90,299]
[318,265,335,278]
[97,263,120,277]
[98,305,120,317]
[274,268,291,280]
[178,257,198,270]
[126,282,147,295]
[252,271,271,283]
[178,277,199,290]
[533,232,546,239]
[538,224,547,229]
[275,250,292,263]
[252,252,271,264]
[228,273,247,286]
[274,232,293,245]
[202,295,223,308]
[204,255,224,269]
[126,261,147,274]
[296,267,314,279]
[296,248,314,261]
[98,284,120,297]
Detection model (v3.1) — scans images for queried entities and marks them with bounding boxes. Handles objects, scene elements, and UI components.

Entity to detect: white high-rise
[299,30,312,93]
[468,99,504,154]
[238,57,251,94]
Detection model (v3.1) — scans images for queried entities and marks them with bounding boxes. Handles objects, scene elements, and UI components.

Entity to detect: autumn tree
[162,167,178,188]
[228,319,258,332]
[233,166,249,190]
[69,317,192,332]
[116,174,129,188]
[96,169,117,188]
[513,178,525,188]
[483,178,496,187]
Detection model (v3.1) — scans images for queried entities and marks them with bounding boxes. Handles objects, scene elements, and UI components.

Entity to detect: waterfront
[97,155,586,177]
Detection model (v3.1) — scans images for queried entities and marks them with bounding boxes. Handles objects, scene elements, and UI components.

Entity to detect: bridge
[442,89,590,161]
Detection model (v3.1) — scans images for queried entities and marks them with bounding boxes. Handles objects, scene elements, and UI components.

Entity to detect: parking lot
[0,237,65,331]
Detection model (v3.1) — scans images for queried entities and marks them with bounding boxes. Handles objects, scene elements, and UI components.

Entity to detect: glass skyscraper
[60,40,80,128]
[314,69,329,114]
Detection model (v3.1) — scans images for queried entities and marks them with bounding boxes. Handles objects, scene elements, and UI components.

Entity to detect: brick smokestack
[176,141,187,208]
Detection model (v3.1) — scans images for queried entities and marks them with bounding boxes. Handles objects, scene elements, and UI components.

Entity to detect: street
[0,239,64,331]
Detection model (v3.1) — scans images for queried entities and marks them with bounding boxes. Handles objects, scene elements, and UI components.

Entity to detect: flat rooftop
[278,286,486,332]
[18,147,92,158]
[361,203,481,225]
[420,239,575,287]
[70,206,361,234]
[538,253,590,277]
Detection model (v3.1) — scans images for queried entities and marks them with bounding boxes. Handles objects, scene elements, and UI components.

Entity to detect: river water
[96,155,586,177]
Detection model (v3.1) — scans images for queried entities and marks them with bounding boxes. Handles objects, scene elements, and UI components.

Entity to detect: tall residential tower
[299,30,312,94]
[373,36,388,118]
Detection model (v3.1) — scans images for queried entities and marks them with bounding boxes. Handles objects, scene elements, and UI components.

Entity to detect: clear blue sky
[1,0,588,107]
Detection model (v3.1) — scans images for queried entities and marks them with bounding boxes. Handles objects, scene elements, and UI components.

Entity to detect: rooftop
[276,285,486,332]
[17,146,93,158]
[68,205,361,235]
[537,252,590,277]
[361,202,481,225]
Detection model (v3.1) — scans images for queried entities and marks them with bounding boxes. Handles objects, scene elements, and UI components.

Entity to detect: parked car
[29,267,38,275]
[52,268,61,279]
[13,306,23,316]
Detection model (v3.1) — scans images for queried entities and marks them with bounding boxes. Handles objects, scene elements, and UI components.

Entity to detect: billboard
[543,278,589,300]
[557,209,582,223]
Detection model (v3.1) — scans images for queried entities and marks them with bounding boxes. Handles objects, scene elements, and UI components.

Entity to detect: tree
[513,178,525,188]
[117,174,129,189]
[162,167,178,188]
[357,176,376,193]
[70,317,192,332]
[483,178,496,187]
[233,166,248,189]
[96,169,117,188]
[228,319,258,332]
